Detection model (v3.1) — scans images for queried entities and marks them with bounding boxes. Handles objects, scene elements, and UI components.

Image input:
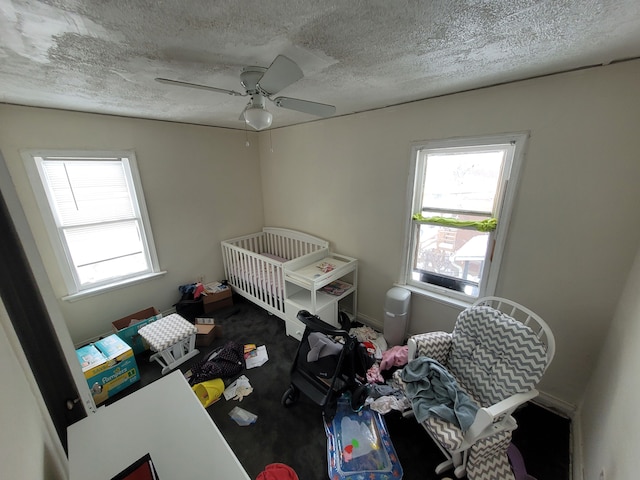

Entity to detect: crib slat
[221,229,329,320]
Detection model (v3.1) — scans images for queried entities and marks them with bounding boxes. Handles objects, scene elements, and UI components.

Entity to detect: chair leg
[435,450,466,477]
[451,451,466,478]
[454,464,467,478]
[435,459,453,475]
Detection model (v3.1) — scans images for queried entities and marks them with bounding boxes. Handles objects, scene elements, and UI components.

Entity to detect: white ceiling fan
[155,55,336,131]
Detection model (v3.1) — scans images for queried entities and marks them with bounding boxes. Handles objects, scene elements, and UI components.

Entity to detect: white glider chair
[394,296,555,480]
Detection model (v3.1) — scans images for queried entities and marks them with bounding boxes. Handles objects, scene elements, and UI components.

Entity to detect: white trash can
[383,287,411,347]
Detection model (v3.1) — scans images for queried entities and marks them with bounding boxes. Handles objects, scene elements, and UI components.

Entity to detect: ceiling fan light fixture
[158,55,335,129]
[244,107,273,131]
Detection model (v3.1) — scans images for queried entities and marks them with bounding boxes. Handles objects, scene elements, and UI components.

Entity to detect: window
[23,151,162,299]
[402,134,526,303]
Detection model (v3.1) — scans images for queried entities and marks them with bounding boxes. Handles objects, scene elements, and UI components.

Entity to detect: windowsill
[393,282,475,309]
[62,271,167,302]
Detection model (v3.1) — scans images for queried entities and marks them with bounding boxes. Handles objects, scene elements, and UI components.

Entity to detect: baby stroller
[281,310,369,419]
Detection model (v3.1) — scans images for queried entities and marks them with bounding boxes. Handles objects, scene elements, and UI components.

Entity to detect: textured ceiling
[1,0,640,130]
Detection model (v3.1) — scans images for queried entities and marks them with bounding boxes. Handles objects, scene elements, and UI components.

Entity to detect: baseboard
[532,391,575,418]
[356,311,383,331]
[74,306,177,348]
[75,330,113,348]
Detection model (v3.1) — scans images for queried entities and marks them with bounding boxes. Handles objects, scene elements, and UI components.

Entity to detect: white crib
[221,227,329,319]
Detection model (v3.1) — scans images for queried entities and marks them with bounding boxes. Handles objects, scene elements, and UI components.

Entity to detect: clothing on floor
[187,341,245,385]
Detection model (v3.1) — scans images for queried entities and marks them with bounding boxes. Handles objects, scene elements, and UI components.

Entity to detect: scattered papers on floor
[245,344,269,369]
[224,375,253,401]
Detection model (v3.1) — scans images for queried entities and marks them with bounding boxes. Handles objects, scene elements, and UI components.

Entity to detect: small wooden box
[195,324,222,347]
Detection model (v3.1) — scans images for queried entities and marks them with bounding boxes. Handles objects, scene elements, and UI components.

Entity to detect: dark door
[0,189,86,453]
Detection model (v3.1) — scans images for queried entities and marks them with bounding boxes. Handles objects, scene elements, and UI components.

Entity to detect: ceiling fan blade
[257,55,303,95]
[155,77,246,96]
[273,96,336,117]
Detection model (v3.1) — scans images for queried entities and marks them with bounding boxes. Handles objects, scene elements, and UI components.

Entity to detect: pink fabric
[367,364,384,384]
[193,283,205,299]
[380,345,409,371]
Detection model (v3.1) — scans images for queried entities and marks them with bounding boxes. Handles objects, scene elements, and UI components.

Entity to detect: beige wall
[0,299,66,480]
[0,106,264,344]
[578,245,640,480]
[2,60,639,413]
[259,60,640,409]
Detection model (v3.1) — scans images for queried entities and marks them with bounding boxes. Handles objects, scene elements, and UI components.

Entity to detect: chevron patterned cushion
[138,313,197,352]
[448,305,547,406]
[423,414,466,451]
[412,331,452,365]
[390,369,406,391]
[424,416,515,479]
[466,429,516,480]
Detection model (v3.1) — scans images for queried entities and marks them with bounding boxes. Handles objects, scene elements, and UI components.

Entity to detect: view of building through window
[405,137,522,300]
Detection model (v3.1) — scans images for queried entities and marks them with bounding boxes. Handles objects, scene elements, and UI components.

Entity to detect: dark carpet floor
[109,297,571,480]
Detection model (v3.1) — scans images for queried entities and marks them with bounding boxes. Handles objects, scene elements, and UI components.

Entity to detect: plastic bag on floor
[229,406,257,426]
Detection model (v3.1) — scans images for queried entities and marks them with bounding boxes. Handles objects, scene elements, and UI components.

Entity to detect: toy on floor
[325,395,403,479]
[256,463,298,480]
[508,443,538,480]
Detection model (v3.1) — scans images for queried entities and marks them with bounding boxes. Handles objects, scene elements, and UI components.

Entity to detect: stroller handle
[296,310,351,338]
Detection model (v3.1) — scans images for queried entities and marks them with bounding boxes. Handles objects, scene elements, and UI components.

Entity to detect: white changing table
[284,253,358,340]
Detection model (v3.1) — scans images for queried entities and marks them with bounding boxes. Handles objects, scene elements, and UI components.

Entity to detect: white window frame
[400,133,528,306]
[22,150,164,301]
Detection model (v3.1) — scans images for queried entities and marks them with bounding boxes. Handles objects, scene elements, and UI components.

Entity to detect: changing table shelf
[284,253,357,340]
[286,254,356,289]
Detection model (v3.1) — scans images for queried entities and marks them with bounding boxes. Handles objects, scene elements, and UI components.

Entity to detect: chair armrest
[408,331,452,364]
[464,389,539,442]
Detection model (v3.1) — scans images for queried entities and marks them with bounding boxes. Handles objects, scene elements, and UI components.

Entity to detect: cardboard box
[202,283,233,313]
[75,334,140,405]
[195,320,223,347]
[112,307,162,354]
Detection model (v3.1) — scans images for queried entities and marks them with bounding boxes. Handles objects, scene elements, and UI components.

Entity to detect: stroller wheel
[323,397,338,420]
[350,384,368,412]
[338,311,351,331]
[281,385,299,407]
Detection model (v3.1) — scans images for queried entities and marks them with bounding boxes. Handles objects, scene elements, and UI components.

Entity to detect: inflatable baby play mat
[325,396,403,480]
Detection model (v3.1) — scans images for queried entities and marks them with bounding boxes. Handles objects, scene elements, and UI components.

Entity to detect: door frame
[0,152,95,451]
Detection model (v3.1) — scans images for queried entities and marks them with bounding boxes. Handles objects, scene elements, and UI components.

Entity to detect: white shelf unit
[283,253,357,341]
